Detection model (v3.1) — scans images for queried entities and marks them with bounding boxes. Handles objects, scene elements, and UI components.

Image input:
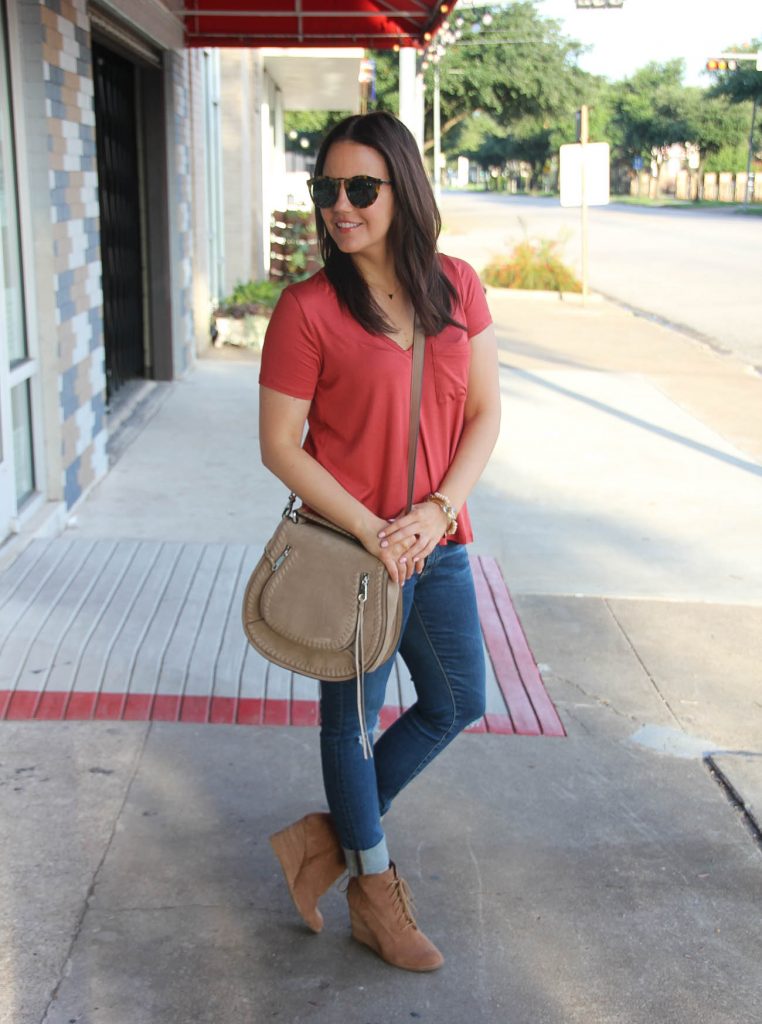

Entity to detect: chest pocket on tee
[432,333,470,404]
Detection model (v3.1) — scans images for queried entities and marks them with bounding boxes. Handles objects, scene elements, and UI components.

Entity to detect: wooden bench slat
[478,556,566,737]
[470,555,542,735]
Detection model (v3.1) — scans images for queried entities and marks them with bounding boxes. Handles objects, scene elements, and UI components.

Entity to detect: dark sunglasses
[307,175,392,209]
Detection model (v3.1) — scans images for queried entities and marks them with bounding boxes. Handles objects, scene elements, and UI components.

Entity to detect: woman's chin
[330,234,361,254]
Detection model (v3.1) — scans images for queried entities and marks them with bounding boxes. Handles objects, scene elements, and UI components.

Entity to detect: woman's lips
[333,220,362,233]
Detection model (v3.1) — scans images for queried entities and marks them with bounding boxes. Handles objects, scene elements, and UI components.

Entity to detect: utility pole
[579,104,589,302]
[433,65,441,201]
[744,97,758,206]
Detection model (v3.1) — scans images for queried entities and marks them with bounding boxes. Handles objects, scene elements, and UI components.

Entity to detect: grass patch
[613,196,761,211]
[482,238,581,293]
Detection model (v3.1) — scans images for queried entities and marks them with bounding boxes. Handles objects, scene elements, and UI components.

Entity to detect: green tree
[418,2,585,150]
[706,39,762,193]
[368,49,399,113]
[283,111,351,156]
[609,60,691,166]
[681,89,754,191]
[707,40,762,105]
[454,65,607,191]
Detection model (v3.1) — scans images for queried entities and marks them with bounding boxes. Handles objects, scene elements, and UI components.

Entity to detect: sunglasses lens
[310,179,339,208]
[309,176,384,209]
[346,178,378,208]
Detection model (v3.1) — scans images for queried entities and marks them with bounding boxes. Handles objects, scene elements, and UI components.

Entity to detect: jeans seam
[325,678,362,853]
[392,601,460,789]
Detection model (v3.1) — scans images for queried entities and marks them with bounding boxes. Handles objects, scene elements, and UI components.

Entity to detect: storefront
[0,0,450,555]
[0,0,202,552]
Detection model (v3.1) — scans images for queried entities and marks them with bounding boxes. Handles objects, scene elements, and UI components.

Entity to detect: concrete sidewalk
[1,291,761,1024]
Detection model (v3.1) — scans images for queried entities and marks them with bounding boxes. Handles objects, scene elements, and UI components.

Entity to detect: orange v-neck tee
[258,254,492,544]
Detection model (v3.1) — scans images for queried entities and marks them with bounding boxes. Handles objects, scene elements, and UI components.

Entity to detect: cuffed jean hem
[342,835,390,877]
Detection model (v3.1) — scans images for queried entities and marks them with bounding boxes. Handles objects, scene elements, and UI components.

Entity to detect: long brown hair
[313,111,462,337]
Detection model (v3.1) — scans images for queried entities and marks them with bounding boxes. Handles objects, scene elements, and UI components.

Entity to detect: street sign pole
[559,133,609,299]
[745,96,758,206]
[580,105,589,302]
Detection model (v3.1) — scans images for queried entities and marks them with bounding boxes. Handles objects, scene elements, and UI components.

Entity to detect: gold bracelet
[427,491,458,536]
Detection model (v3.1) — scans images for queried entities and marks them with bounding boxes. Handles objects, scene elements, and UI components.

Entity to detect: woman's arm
[378,322,501,561]
[437,321,502,510]
[259,386,415,584]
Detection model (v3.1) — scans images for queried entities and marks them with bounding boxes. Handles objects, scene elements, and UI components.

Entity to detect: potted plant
[212,279,286,352]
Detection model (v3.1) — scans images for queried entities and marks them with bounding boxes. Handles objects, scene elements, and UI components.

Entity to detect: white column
[398,47,423,152]
[413,63,425,153]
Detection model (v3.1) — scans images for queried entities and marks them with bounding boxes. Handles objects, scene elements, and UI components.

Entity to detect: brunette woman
[259,111,500,972]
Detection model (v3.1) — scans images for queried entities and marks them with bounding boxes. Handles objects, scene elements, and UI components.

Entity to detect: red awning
[181,1,458,50]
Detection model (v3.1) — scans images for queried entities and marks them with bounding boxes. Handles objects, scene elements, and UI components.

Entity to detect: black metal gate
[93,42,145,399]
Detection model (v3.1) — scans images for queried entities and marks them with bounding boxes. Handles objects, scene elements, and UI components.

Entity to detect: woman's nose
[332,180,352,210]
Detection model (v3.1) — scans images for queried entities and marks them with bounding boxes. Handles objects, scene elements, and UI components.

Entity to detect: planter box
[213,313,270,352]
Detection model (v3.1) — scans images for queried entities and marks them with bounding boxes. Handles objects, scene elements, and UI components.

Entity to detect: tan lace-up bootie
[347,863,444,972]
[269,812,345,933]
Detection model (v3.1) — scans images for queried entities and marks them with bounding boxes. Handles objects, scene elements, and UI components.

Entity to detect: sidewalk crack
[553,673,638,725]
[39,723,153,1024]
[603,599,683,729]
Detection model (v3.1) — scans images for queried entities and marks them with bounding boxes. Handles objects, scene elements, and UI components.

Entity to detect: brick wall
[41,0,107,508]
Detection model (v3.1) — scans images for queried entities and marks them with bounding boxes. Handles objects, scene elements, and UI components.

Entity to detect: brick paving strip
[0,538,564,737]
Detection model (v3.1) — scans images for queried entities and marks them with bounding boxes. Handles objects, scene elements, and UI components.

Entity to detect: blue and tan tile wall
[41,0,107,508]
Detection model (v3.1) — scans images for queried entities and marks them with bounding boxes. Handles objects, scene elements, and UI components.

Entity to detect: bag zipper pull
[271,545,291,572]
[358,573,369,604]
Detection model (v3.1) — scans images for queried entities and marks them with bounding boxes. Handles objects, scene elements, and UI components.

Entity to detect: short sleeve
[453,258,492,338]
[259,288,322,401]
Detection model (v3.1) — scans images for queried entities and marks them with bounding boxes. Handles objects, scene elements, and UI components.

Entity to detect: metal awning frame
[180,2,456,50]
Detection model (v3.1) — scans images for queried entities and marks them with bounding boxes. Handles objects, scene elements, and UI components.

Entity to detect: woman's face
[319,141,394,261]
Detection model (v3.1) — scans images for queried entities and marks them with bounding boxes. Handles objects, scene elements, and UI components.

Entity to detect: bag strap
[404,317,425,515]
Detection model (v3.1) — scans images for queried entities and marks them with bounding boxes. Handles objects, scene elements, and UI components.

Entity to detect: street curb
[483,286,604,304]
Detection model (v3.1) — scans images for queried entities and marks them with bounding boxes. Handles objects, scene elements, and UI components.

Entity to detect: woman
[259,111,500,972]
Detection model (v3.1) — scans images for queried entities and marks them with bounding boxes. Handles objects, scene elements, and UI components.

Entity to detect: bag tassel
[355,573,372,760]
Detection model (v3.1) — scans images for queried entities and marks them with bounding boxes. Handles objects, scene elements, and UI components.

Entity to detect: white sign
[559,142,610,207]
[456,155,470,188]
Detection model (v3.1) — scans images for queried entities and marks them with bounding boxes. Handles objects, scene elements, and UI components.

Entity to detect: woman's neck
[352,251,397,294]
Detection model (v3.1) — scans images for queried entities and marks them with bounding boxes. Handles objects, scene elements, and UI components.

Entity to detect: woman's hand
[377,501,449,576]
[357,512,434,585]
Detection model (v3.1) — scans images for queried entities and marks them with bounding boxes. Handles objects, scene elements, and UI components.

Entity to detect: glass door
[0,4,37,539]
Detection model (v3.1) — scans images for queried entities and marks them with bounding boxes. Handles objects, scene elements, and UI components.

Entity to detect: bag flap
[260,519,389,652]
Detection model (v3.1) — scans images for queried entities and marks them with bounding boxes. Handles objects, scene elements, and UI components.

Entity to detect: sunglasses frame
[307,175,392,209]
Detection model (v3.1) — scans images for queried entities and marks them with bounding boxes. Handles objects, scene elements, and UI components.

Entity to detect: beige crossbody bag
[241,323,425,757]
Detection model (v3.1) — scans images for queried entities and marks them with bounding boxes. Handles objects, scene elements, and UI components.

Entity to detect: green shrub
[482,239,581,293]
[220,279,285,310]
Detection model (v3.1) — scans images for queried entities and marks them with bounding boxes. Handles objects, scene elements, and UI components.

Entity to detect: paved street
[440,192,762,369]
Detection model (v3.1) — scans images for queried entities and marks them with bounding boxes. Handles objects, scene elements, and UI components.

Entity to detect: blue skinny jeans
[319,542,486,875]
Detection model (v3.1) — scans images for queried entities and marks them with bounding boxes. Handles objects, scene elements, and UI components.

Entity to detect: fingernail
[400,557,407,564]
[378,531,386,539]
[380,540,388,548]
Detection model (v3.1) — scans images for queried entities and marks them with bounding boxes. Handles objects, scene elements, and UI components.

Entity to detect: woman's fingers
[379,503,448,549]
[379,523,416,547]
[378,549,400,584]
